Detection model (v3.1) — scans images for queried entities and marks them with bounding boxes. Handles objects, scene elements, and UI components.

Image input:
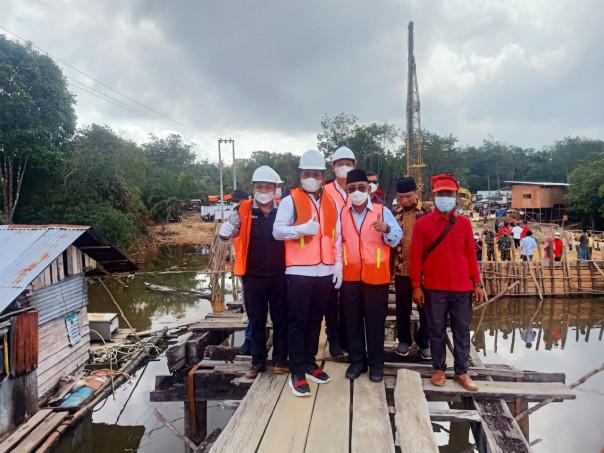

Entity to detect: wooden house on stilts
[0,225,137,440]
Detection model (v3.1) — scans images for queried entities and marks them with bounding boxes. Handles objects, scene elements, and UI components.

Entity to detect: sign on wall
[65,312,81,346]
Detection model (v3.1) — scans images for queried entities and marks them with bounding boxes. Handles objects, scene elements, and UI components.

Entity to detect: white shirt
[511,225,523,240]
[273,192,343,277]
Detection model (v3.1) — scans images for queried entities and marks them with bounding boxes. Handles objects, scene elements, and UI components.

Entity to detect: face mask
[254,192,274,205]
[275,187,282,199]
[349,190,368,206]
[301,178,322,193]
[369,183,378,193]
[434,196,456,213]
[334,165,353,179]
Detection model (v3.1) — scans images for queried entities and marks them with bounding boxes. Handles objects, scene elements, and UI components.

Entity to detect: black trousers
[287,275,332,376]
[341,281,388,369]
[394,275,429,349]
[242,275,288,365]
[424,290,473,375]
[325,288,347,349]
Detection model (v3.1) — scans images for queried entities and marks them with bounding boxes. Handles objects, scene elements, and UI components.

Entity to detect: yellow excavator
[458,187,472,208]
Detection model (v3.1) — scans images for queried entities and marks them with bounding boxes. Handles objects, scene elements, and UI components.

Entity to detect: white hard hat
[298,149,326,170]
[331,146,355,163]
[252,165,281,184]
[268,167,284,184]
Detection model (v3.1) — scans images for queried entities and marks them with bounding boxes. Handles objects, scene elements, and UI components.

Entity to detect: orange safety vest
[284,188,337,267]
[341,203,390,285]
[323,181,347,209]
[233,200,253,276]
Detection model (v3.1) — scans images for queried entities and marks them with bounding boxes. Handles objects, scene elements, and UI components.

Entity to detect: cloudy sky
[1,1,602,162]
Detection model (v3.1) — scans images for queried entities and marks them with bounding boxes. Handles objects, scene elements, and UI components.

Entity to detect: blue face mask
[434,196,456,213]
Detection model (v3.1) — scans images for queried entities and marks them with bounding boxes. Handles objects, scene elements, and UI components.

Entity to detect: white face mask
[334,165,353,179]
[301,178,322,193]
[434,196,456,213]
[254,192,274,205]
[349,190,368,206]
[275,187,282,199]
[369,183,378,193]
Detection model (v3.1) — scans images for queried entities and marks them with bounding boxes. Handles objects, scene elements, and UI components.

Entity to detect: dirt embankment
[153,212,217,246]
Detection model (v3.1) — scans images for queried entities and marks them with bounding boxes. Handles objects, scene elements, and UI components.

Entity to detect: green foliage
[317,113,404,202]
[0,36,76,222]
[565,153,604,228]
[0,209,7,224]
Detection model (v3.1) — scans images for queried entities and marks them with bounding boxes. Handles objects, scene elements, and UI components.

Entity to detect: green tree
[565,153,604,228]
[0,36,76,222]
[318,114,404,202]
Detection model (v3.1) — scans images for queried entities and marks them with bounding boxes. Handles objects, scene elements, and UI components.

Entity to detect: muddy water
[55,246,603,452]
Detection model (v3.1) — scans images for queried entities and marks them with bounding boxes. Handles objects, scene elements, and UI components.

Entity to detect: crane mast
[405,21,425,195]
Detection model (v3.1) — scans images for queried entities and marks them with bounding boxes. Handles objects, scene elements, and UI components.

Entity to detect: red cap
[431,174,459,193]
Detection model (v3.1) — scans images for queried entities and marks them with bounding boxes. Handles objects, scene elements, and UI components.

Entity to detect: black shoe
[369,367,384,383]
[289,374,311,397]
[305,366,331,384]
[329,341,344,358]
[239,339,251,355]
[345,363,368,380]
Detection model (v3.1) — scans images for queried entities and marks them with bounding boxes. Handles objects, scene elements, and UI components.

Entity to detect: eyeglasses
[346,185,368,193]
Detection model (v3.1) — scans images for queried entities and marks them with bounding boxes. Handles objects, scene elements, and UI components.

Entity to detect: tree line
[2,35,604,254]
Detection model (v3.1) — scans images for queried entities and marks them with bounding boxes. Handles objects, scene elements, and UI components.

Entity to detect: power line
[0,24,212,139]
[67,77,202,135]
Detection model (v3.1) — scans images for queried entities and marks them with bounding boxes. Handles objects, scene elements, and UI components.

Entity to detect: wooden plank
[0,409,54,451]
[429,408,481,423]
[351,375,395,453]
[394,370,438,453]
[210,372,288,453]
[305,362,350,452]
[422,379,575,401]
[17,411,69,452]
[256,377,319,453]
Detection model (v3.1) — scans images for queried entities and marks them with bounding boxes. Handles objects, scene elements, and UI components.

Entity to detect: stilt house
[0,225,137,439]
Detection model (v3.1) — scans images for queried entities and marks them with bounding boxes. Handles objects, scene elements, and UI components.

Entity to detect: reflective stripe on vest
[324,181,347,209]
[284,188,337,267]
[233,200,253,276]
[341,204,390,285]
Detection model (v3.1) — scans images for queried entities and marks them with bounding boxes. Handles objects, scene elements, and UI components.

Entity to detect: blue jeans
[579,248,589,260]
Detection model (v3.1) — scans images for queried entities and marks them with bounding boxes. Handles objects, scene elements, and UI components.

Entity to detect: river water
[55,245,604,453]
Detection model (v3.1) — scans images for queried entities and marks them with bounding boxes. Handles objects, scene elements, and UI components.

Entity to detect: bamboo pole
[515,362,604,421]
[154,409,199,450]
[474,281,521,311]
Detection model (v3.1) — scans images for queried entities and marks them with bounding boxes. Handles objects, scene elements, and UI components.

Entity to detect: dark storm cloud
[2,0,603,151]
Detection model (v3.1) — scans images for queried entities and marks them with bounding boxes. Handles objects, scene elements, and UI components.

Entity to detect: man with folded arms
[410,174,485,391]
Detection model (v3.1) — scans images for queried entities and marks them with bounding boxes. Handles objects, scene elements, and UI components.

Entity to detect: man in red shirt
[553,231,564,261]
[410,174,485,391]
[497,221,511,237]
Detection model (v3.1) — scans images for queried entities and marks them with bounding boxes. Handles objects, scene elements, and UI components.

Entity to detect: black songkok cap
[346,169,369,185]
[396,176,417,193]
[231,189,249,202]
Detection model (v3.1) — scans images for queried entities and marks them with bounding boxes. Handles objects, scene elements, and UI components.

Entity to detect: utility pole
[218,138,236,223]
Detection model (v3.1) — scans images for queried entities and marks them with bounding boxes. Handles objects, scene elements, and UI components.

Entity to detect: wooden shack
[505,181,569,221]
[0,225,137,440]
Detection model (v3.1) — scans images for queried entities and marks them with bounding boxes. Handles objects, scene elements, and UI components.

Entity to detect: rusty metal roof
[0,225,138,313]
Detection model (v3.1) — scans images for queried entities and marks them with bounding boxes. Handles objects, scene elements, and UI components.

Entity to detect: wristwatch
[473,282,484,288]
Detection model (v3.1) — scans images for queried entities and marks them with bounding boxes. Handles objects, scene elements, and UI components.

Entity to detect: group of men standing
[219,147,484,398]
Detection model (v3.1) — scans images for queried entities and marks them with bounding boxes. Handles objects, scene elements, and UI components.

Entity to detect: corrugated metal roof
[504,181,569,187]
[0,225,89,314]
